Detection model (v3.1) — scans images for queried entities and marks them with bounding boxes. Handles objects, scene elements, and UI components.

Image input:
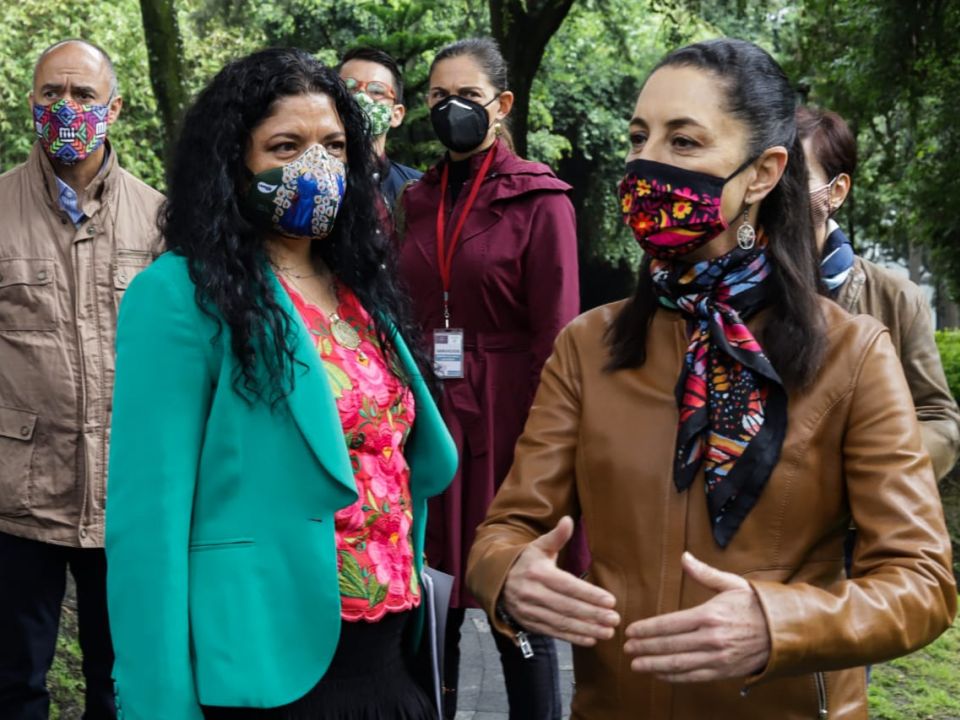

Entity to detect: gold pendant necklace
[273,263,362,352]
[330,312,361,351]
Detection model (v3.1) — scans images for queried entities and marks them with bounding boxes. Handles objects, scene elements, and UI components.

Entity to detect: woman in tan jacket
[798,104,960,481]
[466,38,956,719]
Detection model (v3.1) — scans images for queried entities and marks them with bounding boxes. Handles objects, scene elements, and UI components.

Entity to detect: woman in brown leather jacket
[466,38,956,720]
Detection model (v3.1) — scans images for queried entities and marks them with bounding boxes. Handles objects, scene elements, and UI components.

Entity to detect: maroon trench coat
[398,139,582,607]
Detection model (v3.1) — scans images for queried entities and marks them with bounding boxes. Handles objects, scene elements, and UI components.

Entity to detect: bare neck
[266,235,313,270]
[814,222,828,253]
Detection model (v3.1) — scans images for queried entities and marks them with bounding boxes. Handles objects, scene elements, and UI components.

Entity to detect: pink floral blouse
[280,277,420,622]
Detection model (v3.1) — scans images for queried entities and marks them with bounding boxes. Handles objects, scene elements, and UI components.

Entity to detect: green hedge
[935,331,960,402]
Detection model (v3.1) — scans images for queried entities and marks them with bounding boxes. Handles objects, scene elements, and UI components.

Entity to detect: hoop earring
[736,207,756,250]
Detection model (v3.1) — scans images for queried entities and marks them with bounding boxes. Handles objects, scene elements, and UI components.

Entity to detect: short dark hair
[796,105,858,180]
[338,46,404,104]
[34,39,118,99]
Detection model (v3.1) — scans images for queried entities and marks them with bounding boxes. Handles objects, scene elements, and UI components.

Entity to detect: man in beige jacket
[0,40,163,719]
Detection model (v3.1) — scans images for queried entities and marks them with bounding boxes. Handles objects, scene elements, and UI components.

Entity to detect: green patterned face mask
[353,91,393,137]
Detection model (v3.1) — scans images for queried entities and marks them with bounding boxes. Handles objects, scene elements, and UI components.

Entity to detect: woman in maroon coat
[398,38,580,720]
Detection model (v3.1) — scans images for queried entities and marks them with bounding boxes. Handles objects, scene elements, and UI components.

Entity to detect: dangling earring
[736,206,756,250]
[494,120,503,136]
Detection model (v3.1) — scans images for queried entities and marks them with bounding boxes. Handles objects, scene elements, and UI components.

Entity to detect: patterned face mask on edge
[33,98,110,165]
[353,90,393,137]
[243,144,347,241]
[618,157,754,259]
[809,177,837,228]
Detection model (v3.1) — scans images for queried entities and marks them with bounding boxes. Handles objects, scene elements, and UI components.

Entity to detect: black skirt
[202,610,435,720]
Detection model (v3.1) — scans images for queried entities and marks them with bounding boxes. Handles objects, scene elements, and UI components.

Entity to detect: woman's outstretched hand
[623,552,771,682]
[501,516,621,647]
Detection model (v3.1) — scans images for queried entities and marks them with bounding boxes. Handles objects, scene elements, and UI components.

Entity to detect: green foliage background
[0,0,165,187]
[1,0,959,306]
[936,331,960,403]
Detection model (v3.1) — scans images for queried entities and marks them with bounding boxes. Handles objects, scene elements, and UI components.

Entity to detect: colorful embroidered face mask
[243,144,347,240]
[352,90,393,137]
[618,158,753,259]
[33,98,110,165]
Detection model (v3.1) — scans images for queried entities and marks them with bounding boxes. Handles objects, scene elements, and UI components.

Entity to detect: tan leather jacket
[0,143,163,548]
[836,256,960,479]
[467,298,956,720]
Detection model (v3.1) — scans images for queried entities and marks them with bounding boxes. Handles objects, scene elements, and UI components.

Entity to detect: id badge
[433,328,464,379]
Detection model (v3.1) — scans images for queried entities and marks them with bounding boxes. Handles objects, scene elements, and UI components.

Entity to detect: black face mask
[430,95,498,153]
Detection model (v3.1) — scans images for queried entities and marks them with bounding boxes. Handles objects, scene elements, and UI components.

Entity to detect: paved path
[453,609,574,720]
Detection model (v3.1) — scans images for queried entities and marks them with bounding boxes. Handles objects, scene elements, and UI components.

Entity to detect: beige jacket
[836,256,960,479]
[467,298,956,720]
[0,143,163,547]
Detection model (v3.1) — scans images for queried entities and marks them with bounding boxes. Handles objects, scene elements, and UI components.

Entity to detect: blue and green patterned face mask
[353,90,393,137]
[243,144,347,240]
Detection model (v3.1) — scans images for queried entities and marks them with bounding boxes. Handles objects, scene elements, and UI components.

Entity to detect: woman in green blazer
[106,49,457,720]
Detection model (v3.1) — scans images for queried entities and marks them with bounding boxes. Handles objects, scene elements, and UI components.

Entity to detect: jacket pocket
[0,258,58,331]
[114,251,154,313]
[189,538,255,552]
[0,406,38,515]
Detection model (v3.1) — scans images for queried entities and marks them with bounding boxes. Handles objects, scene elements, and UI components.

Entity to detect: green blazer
[105,253,457,720]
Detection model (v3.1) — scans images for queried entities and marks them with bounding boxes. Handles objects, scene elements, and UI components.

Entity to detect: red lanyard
[436,144,498,327]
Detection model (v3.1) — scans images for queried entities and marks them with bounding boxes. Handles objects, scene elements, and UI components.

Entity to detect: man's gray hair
[34,39,119,100]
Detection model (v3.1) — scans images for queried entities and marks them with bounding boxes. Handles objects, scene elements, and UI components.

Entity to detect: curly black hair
[162,47,432,402]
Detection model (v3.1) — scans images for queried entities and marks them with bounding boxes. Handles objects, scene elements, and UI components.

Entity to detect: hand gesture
[623,552,771,682]
[502,516,621,646]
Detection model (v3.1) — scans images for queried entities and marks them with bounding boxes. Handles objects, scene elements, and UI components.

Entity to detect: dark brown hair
[796,105,858,180]
[607,38,827,391]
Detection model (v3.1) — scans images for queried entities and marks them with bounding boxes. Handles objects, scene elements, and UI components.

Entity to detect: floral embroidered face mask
[243,144,347,241]
[33,98,110,165]
[618,158,753,259]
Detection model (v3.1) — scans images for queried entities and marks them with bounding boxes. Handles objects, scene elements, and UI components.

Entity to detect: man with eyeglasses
[0,39,163,719]
[338,46,422,209]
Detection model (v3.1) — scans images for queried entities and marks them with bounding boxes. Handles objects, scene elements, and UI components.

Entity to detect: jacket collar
[421,138,570,197]
[28,140,119,220]
[267,268,356,497]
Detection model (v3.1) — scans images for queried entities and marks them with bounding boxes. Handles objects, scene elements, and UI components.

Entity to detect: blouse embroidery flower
[279,276,420,622]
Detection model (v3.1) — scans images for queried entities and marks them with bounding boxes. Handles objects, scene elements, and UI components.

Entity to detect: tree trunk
[908,237,924,285]
[489,0,575,158]
[139,0,188,150]
[937,279,960,329]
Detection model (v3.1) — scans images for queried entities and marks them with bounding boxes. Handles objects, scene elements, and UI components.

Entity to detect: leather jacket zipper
[496,601,535,659]
[815,671,829,719]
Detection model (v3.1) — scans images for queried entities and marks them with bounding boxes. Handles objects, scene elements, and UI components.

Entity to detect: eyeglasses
[342,77,396,103]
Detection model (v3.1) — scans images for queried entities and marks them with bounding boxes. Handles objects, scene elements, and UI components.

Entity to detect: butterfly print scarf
[650,239,787,547]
